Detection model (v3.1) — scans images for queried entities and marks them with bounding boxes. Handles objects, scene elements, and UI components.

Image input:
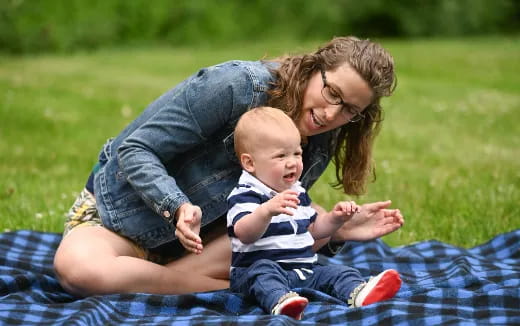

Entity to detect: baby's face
[249,128,303,192]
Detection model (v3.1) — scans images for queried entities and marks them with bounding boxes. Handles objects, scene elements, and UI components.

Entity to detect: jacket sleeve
[117,63,253,219]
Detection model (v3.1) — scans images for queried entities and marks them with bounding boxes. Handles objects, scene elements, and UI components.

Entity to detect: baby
[226,106,401,319]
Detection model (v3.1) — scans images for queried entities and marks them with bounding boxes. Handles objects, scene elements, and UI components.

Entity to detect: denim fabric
[230,259,364,313]
[92,60,333,249]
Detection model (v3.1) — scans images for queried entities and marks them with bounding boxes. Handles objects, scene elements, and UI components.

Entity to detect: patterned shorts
[63,188,102,237]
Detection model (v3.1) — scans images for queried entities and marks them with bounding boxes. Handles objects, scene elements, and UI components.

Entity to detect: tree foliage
[1,0,518,54]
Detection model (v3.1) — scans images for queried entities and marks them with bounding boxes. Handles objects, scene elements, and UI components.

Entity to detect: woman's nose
[324,104,343,121]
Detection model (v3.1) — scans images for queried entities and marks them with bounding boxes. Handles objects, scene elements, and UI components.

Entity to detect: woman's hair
[267,36,396,195]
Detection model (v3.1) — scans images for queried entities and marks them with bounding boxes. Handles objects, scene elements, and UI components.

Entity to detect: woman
[54,36,404,296]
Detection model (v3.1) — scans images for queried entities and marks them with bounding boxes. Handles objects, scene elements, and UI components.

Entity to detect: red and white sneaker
[348,269,402,308]
[271,291,309,320]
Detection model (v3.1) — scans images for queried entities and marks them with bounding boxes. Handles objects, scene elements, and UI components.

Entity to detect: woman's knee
[53,227,131,296]
[54,243,105,296]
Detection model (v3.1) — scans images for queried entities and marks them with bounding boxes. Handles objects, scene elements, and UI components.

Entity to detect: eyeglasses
[320,69,365,123]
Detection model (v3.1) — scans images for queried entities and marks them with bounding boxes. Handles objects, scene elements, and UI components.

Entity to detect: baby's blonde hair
[234,106,299,159]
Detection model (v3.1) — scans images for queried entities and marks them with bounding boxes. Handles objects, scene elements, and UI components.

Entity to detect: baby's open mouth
[284,172,296,181]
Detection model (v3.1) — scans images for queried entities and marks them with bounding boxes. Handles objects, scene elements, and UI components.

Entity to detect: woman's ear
[240,153,255,173]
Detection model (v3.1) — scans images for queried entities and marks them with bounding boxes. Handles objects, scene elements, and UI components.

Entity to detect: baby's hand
[332,200,361,222]
[174,203,203,255]
[264,190,300,216]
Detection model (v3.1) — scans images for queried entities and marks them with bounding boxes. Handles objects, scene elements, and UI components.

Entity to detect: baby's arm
[308,201,360,240]
[234,190,299,244]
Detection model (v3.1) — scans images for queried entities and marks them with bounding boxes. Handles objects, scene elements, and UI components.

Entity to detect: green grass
[1,37,519,248]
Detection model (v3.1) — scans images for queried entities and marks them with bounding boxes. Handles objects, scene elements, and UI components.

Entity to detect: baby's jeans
[230,259,365,313]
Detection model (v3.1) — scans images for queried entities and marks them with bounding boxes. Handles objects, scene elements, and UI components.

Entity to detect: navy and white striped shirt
[227,171,318,270]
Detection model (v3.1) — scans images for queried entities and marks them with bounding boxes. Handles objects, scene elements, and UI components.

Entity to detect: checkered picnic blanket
[1,229,519,325]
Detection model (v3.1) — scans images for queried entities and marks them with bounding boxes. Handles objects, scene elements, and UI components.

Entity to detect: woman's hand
[331,200,404,242]
[174,203,203,254]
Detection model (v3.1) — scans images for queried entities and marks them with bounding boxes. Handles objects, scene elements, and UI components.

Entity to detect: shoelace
[347,280,368,307]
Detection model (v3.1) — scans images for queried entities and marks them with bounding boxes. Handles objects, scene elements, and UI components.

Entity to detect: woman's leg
[166,233,231,281]
[53,225,230,297]
[166,217,231,281]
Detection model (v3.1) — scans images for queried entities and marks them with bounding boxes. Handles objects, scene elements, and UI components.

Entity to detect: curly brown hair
[267,36,396,196]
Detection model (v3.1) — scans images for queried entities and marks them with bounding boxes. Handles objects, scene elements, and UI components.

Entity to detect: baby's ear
[240,153,255,173]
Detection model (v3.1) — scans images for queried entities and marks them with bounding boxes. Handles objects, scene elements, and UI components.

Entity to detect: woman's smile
[310,109,325,128]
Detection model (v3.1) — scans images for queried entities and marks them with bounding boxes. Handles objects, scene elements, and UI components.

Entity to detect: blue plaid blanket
[1,230,519,325]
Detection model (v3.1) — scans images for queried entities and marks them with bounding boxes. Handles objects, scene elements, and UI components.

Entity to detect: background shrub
[1,0,519,54]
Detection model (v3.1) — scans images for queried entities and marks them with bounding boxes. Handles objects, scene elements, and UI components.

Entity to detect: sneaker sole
[361,269,402,306]
[279,297,309,320]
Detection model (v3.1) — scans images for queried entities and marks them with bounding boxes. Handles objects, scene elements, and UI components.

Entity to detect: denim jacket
[93,60,333,249]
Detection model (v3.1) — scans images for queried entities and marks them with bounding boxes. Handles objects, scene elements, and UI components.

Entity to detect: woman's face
[296,62,373,137]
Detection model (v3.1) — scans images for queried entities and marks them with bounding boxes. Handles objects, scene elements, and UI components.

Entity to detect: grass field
[0,37,518,248]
